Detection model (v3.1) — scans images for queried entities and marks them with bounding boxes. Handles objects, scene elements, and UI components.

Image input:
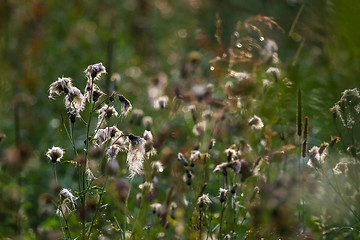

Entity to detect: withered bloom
[56,188,76,217]
[248,115,264,129]
[219,188,228,203]
[127,134,146,179]
[177,153,188,166]
[48,77,73,99]
[118,94,132,116]
[46,146,65,163]
[65,86,85,112]
[197,194,211,208]
[85,63,106,81]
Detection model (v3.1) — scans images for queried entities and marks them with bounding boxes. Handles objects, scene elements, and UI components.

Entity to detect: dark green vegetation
[1,0,360,239]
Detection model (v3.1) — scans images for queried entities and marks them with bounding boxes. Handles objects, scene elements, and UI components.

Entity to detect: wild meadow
[1,1,360,239]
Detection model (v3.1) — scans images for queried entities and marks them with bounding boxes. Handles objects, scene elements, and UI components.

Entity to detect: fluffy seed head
[46,146,64,163]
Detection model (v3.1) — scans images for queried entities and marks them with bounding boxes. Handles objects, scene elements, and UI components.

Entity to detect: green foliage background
[1,0,360,239]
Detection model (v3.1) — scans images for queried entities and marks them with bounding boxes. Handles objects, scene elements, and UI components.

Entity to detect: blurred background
[1,0,360,238]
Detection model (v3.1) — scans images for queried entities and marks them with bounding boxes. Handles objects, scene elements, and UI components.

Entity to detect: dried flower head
[107,144,121,160]
[97,104,119,128]
[307,146,322,169]
[127,134,146,179]
[65,86,85,112]
[139,181,154,191]
[130,109,144,125]
[266,67,280,79]
[192,121,206,136]
[197,194,211,208]
[151,161,164,173]
[143,116,153,130]
[213,162,228,175]
[85,63,106,80]
[56,188,76,217]
[177,153,188,166]
[333,162,347,175]
[248,115,264,129]
[219,188,228,203]
[150,203,163,215]
[48,77,73,99]
[46,146,64,163]
[118,95,132,116]
[144,130,156,156]
[93,126,121,146]
[154,95,169,109]
[183,169,193,186]
[225,147,237,162]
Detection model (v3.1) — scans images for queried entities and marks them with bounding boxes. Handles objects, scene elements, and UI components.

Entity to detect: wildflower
[143,116,153,130]
[197,194,211,208]
[189,150,201,167]
[148,73,168,100]
[118,94,132,116]
[229,160,241,174]
[139,181,154,191]
[85,63,106,81]
[127,134,146,179]
[56,188,76,217]
[177,153,188,166]
[266,67,280,79]
[97,104,119,128]
[97,104,119,119]
[229,70,250,81]
[230,184,238,195]
[333,162,347,175]
[106,144,121,160]
[208,138,216,150]
[86,168,94,181]
[213,162,228,175]
[93,126,121,146]
[65,86,85,112]
[92,88,104,103]
[225,146,237,162]
[107,158,119,175]
[307,146,322,169]
[192,121,206,136]
[109,91,116,102]
[151,161,164,173]
[154,95,169,109]
[46,146,64,163]
[248,115,264,129]
[130,109,144,125]
[219,188,228,203]
[67,109,81,123]
[144,130,156,156]
[183,169,193,186]
[150,203,163,215]
[48,77,73,99]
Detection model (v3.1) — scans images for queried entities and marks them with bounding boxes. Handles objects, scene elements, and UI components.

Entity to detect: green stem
[87,176,109,238]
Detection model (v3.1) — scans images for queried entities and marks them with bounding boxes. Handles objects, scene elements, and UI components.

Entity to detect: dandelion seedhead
[46,146,64,163]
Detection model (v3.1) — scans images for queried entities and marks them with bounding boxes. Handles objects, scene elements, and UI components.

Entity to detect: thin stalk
[219,203,226,239]
[53,163,58,184]
[319,168,360,223]
[199,208,203,240]
[123,183,132,240]
[87,176,109,238]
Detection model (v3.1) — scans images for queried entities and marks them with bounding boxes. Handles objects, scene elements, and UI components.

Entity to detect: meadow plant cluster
[2,13,360,240]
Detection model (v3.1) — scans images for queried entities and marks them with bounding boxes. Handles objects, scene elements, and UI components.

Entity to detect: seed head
[85,63,106,80]
[46,146,64,163]
[48,77,73,99]
[197,194,211,208]
[248,115,264,129]
[118,94,132,116]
